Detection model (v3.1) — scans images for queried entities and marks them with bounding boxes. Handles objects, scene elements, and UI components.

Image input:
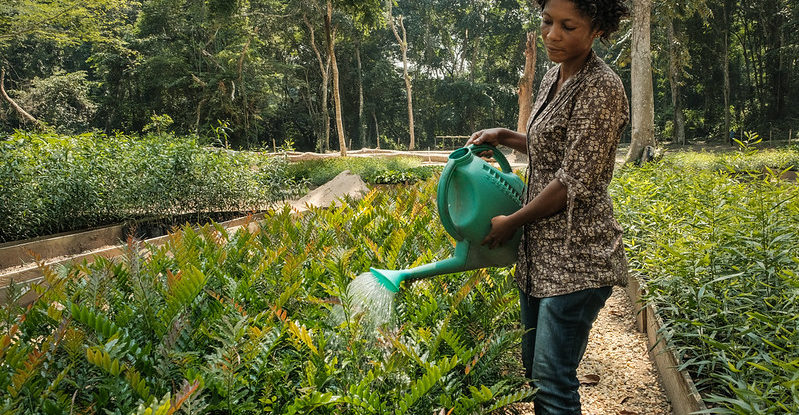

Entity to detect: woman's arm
[481,178,567,249]
[466,128,528,154]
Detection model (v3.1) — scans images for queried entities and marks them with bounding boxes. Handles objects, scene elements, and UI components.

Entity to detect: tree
[0,0,129,127]
[625,0,655,164]
[303,12,333,152]
[517,30,536,134]
[652,1,709,145]
[0,68,42,127]
[387,0,416,150]
[15,70,98,132]
[312,0,383,156]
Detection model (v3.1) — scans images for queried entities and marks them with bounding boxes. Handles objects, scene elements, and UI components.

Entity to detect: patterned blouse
[515,50,629,297]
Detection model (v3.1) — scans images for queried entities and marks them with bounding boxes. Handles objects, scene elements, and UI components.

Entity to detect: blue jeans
[519,286,612,415]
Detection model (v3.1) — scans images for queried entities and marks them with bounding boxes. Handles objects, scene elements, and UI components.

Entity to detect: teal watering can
[369,144,525,292]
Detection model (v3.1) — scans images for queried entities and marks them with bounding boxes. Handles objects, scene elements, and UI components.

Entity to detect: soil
[510,287,672,415]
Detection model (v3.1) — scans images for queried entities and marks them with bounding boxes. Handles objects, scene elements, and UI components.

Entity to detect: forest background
[1,0,797,154]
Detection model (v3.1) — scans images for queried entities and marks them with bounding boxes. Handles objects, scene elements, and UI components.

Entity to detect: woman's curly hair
[536,0,630,41]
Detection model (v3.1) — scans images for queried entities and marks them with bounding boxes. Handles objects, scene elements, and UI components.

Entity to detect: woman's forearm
[467,128,528,154]
[507,178,567,228]
[498,129,528,154]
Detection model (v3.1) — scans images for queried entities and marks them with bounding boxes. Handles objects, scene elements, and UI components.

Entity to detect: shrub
[286,156,439,186]
[0,131,306,242]
[612,159,799,413]
[13,71,98,133]
[667,147,799,174]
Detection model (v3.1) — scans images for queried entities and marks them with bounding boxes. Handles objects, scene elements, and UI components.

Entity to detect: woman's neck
[558,49,593,84]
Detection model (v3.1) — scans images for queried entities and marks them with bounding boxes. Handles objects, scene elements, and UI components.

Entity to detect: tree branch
[0,67,42,127]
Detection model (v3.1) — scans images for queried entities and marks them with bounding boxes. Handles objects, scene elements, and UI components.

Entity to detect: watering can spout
[370,242,471,292]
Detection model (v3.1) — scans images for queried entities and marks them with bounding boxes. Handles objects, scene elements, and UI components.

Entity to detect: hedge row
[0,132,305,243]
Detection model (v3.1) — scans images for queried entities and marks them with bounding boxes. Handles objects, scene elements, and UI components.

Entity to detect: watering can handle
[437,144,513,241]
[467,144,514,174]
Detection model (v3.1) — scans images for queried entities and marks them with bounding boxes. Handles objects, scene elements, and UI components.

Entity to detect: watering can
[369,144,525,292]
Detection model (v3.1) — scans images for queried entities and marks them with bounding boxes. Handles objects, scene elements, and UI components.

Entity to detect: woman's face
[540,0,600,67]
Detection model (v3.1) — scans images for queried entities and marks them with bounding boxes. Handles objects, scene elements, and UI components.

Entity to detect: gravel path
[511,287,672,415]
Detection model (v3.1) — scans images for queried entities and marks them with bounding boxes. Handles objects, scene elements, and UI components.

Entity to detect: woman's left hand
[482,215,518,249]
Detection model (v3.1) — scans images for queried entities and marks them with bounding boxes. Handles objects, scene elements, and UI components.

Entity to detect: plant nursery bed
[0,212,266,305]
[626,274,709,415]
[0,211,255,269]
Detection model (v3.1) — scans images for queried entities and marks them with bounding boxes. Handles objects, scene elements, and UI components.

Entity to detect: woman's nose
[546,26,561,41]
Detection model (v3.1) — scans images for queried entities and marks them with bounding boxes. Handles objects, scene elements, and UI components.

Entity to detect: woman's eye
[542,19,552,25]
[563,25,576,31]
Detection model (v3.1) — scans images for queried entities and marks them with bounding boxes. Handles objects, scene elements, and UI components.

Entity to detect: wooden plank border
[626,274,708,415]
[0,213,267,305]
[0,224,128,269]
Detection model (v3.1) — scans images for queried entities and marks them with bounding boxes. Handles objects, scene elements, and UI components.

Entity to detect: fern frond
[41,363,73,401]
[8,348,44,398]
[341,370,380,412]
[362,236,383,263]
[274,280,302,312]
[29,250,69,303]
[439,325,474,365]
[411,296,439,324]
[167,379,200,414]
[286,391,340,415]
[125,367,151,401]
[161,264,207,325]
[450,269,485,310]
[485,388,536,412]
[465,329,523,380]
[379,328,425,368]
[397,356,458,415]
[70,302,120,340]
[0,319,22,361]
[129,392,171,415]
[87,347,122,376]
[287,320,319,356]
[383,228,408,269]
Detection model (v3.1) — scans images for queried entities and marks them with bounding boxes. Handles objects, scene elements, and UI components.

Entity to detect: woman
[466,0,630,413]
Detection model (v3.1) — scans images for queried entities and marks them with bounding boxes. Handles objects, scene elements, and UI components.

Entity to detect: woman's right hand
[466,127,507,147]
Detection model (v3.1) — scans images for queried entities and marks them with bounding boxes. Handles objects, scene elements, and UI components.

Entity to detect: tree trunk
[667,19,685,145]
[0,67,42,128]
[325,0,346,156]
[237,34,252,140]
[372,110,380,149]
[517,30,537,134]
[388,8,415,151]
[356,41,366,149]
[303,15,331,153]
[625,0,655,165]
[721,3,731,144]
[736,12,756,119]
[195,97,208,134]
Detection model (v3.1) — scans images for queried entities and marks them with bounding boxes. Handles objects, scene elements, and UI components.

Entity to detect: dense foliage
[612,157,799,413]
[0,132,305,243]
[0,179,531,414]
[5,0,794,150]
[665,145,799,174]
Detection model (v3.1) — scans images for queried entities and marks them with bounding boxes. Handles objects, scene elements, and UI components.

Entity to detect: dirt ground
[510,287,672,415]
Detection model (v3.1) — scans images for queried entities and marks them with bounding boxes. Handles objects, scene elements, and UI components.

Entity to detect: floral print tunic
[515,50,629,297]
